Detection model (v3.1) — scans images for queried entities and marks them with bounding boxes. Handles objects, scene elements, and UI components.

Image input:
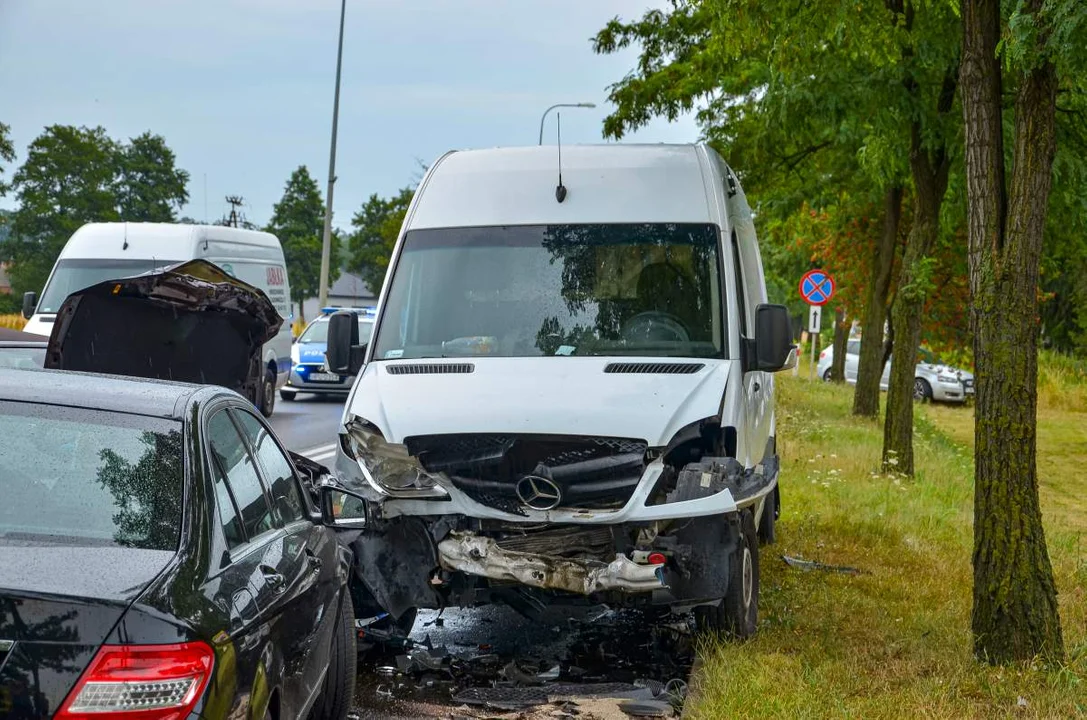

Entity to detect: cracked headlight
[344,421,446,496]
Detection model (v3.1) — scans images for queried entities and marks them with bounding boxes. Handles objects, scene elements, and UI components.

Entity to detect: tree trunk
[882,63,957,474]
[830,307,848,382]
[853,186,903,416]
[962,0,1064,664]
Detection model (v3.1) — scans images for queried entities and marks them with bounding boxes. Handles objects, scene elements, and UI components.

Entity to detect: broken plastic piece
[781,555,865,575]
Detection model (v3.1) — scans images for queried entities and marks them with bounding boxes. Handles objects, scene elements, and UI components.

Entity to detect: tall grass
[1038,349,1087,412]
[686,366,1087,719]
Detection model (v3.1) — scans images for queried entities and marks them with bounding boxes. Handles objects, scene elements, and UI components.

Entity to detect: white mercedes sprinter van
[22,222,292,416]
[322,144,796,637]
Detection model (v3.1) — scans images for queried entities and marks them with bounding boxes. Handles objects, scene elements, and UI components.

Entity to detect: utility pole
[225,196,244,228]
[318,0,347,308]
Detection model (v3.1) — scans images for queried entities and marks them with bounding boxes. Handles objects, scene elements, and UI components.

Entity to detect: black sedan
[0,328,46,370]
[0,368,359,720]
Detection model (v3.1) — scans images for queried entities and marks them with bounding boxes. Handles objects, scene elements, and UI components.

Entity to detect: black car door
[204,406,290,719]
[230,407,341,714]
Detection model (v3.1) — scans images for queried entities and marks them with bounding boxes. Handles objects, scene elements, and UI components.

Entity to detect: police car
[281,306,375,400]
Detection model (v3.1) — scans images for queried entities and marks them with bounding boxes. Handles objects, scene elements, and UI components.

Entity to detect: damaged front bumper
[437,532,666,595]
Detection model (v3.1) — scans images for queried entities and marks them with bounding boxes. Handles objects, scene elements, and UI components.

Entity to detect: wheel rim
[264,378,274,409]
[742,546,753,609]
[913,379,926,399]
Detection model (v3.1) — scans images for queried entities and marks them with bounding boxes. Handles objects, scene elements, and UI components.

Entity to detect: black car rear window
[0,401,184,550]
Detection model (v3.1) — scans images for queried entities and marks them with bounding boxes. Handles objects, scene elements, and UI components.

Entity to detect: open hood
[44,259,282,397]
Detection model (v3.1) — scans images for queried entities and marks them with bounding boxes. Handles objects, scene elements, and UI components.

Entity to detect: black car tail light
[55,642,214,720]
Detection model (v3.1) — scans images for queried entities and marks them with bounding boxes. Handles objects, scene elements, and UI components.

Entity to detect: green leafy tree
[961,0,1085,665]
[118,132,190,221]
[0,125,121,296]
[347,187,414,295]
[0,122,14,197]
[265,166,341,321]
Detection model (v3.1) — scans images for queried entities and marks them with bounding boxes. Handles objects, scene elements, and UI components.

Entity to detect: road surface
[269,393,344,464]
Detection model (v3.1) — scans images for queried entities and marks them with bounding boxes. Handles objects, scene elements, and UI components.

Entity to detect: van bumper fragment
[437,532,666,595]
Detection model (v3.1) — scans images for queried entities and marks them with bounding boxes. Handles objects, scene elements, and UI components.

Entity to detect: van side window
[730,230,748,336]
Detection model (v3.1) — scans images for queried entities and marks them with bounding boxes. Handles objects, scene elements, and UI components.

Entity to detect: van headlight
[344,421,446,497]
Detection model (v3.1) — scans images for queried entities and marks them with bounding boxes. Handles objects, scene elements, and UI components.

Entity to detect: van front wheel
[259,369,276,417]
[695,510,759,639]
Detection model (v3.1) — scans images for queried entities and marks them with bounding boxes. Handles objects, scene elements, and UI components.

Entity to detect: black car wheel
[913,378,933,403]
[312,594,356,720]
[822,368,832,382]
[695,510,760,639]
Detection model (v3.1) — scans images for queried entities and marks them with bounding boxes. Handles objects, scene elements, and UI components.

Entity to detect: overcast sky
[0,0,698,227]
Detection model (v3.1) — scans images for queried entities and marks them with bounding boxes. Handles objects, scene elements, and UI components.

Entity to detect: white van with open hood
[21,223,292,416]
[323,144,796,638]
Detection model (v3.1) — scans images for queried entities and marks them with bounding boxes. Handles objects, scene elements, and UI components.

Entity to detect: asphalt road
[268,392,345,464]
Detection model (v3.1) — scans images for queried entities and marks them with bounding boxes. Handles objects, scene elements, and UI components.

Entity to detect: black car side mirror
[319,483,371,529]
[752,303,797,372]
[325,310,367,376]
[22,291,37,320]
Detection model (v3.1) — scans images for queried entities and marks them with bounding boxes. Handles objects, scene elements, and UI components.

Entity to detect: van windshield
[38,258,175,314]
[372,223,724,360]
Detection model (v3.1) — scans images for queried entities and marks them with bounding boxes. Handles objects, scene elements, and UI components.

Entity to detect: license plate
[309,372,341,382]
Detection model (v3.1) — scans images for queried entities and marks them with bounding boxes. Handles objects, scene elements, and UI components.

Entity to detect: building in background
[299,271,376,328]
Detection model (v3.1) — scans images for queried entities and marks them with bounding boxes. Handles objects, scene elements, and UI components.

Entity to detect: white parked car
[324,144,797,639]
[816,342,974,403]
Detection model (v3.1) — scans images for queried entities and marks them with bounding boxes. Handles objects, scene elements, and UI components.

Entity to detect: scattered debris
[618,699,673,717]
[781,555,866,575]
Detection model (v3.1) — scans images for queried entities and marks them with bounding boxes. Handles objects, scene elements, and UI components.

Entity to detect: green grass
[685,371,1087,719]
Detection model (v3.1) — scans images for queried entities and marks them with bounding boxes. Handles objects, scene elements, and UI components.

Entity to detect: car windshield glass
[299,317,374,345]
[0,345,46,369]
[372,223,724,359]
[0,401,183,550]
[38,258,175,314]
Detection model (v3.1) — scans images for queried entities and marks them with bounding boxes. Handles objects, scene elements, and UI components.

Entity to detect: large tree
[1,125,121,296]
[0,122,14,197]
[347,187,414,296]
[118,132,190,221]
[960,0,1084,664]
[266,166,341,322]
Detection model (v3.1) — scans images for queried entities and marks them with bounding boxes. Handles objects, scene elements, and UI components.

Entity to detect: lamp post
[538,102,595,144]
[318,0,347,309]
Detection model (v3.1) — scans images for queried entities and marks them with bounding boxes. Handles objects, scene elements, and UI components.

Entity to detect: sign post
[798,269,835,381]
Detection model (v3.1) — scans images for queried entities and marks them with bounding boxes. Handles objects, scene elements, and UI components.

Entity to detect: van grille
[404,434,647,515]
[386,363,474,375]
[603,362,704,375]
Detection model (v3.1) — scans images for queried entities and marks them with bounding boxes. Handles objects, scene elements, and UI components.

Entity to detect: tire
[279,388,297,401]
[312,593,356,720]
[757,486,777,546]
[259,369,276,418]
[695,510,759,639]
[913,378,933,403]
[822,369,832,382]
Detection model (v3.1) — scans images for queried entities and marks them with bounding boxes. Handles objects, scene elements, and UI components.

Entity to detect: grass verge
[686,373,1087,719]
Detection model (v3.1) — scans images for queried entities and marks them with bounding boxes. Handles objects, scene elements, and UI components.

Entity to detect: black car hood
[44,259,282,397]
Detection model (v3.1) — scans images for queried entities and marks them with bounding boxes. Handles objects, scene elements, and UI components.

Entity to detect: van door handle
[753,381,761,393]
[260,565,286,594]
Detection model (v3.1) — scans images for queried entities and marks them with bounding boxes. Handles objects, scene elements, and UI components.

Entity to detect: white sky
[0,0,699,227]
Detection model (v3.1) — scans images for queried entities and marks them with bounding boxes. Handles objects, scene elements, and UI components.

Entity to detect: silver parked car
[816,341,974,403]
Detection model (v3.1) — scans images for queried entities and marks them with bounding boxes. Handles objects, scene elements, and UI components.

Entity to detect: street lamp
[538,102,596,145]
[318,0,347,309]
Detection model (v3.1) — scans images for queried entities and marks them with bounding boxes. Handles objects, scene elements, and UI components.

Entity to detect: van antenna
[555,113,567,203]
[122,222,129,251]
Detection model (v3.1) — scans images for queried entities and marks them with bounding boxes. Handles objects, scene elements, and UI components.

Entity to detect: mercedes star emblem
[515,475,562,511]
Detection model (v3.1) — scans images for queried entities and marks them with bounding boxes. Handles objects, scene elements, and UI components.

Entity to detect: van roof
[408,144,724,230]
[59,223,282,258]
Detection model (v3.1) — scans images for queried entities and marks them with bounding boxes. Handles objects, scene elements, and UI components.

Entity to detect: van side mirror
[22,291,37,319]
[325,310,366,376]
[752,304,796,372]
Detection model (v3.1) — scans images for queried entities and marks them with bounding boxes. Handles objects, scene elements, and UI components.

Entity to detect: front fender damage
[437,532,666,595]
